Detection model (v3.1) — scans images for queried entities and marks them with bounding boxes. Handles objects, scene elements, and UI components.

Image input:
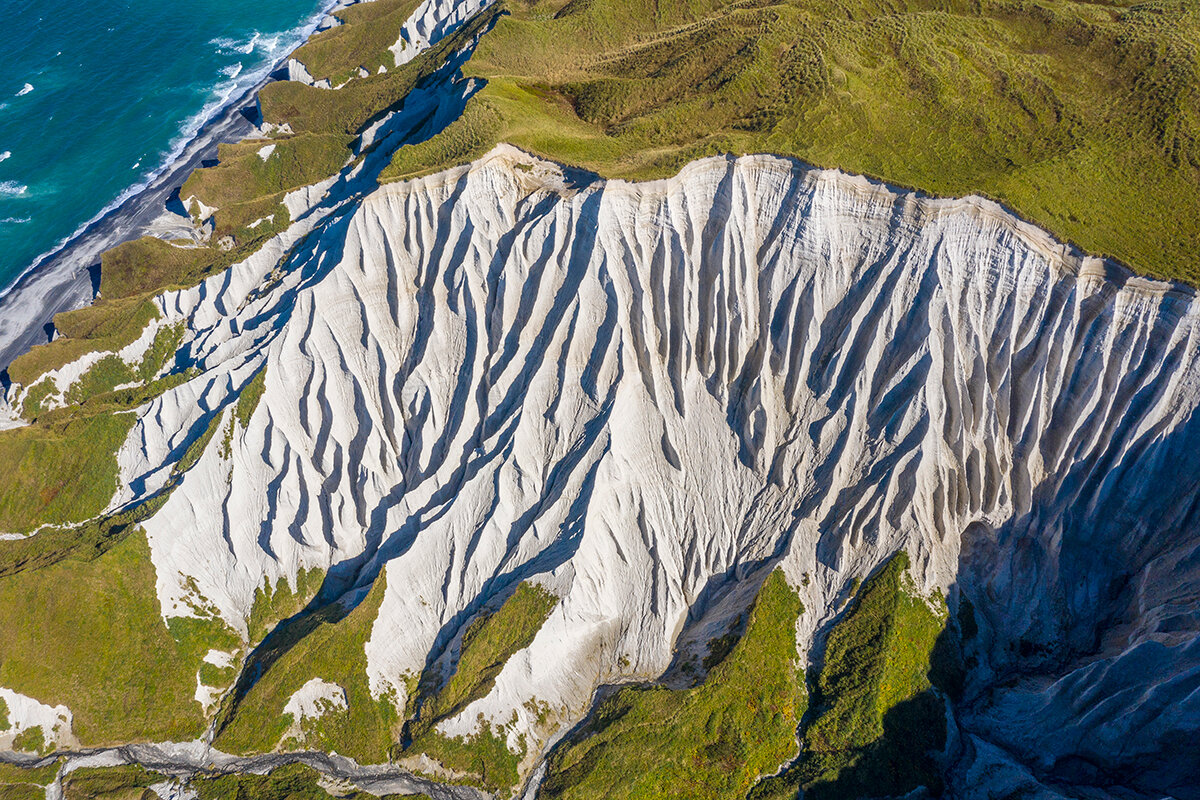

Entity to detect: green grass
[99,238,218,300]
[539,570,805,800]
[20,377,57,420]
[0,760,60,787]
[65,355,137,406]
[0,783,49,800]
[410,583,558,737]
[750,552,949,800]
[8,298,158,387]
[138,323,185,382]
[403,582,558,794]
[0,758,61,799]
[290,0,423,85]
[247,565,325,644]
[0,530,238,744]
[378,0,1200,283]
[235,367,268,430]
[10,727,47,755]
[258,8,500,138]
[216,573,399,762]
[0,412,136,534]
[192,762,426,800]
[62,765,164,800]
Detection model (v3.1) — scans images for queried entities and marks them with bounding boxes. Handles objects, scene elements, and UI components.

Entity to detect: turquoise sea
[0,0,330,293]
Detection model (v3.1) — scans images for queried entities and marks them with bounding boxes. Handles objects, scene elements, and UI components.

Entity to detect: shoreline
[0,0,352,374]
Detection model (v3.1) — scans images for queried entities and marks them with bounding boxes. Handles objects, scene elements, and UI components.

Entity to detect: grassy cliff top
[383,0,1200,285]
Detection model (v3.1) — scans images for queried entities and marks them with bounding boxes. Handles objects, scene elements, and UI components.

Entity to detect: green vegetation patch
[540,570,805,800]
[20,377,57,420]
[216,573,398,763]
[235,367,268,431]
[10,726,48,755]
[0,530,238,744]
[0,411,136,534]
[138,323,186,382]
[380,0,1200,283]
[100,237,223,300]
[403,581,558,793]
[65,355,137,406]
[8,298,158,388]
[292,0,424,86]
[0,783,48,800]
[192,762,426,800]
[751,552,949,800]
[247,565,326,644]
[0,759,60,787]
[62,764,164,800]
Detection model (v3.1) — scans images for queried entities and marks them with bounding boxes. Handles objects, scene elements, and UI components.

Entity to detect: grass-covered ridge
[215,573,398,763]
[383,0,1200,283]
[403,581,559,794]
[751,552,952,800]
[290,0,423,86]
[0,529,238,745]
[61,764,165,800]
[539,570,806,800]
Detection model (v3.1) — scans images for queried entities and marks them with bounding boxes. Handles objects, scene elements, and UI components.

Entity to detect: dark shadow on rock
[165,187,188,217]
[87,262,102,298]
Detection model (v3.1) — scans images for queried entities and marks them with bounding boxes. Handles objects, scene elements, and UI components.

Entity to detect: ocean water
[0,0,331,293]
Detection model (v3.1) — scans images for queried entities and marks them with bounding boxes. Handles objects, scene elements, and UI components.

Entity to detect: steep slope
[9,145,1185,797]
[0,0,1198,797]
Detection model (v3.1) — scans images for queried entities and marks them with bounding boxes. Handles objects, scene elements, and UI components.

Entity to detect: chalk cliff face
[102,146,1200,797]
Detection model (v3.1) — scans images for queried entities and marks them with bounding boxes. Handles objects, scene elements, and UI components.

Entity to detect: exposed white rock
[203,649,236,669]
[92,145,1200,797]
[0,687,75,751]
[390,0,494,66]
[257,144,277,162]
[283,678,349,733]
[286,58,318,86]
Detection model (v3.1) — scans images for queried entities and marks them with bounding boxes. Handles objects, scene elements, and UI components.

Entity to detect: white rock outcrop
[0,686,74,751]
[100,147,1200,798]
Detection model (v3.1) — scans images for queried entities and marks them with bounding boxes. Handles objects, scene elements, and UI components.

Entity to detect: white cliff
[88,145,1200,797]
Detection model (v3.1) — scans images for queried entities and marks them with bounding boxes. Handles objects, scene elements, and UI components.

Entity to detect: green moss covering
[540,570,805,800]
[751,552,949,800]
[62,765,164,800]
[0,530,238,745]
[216,573,398,763]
